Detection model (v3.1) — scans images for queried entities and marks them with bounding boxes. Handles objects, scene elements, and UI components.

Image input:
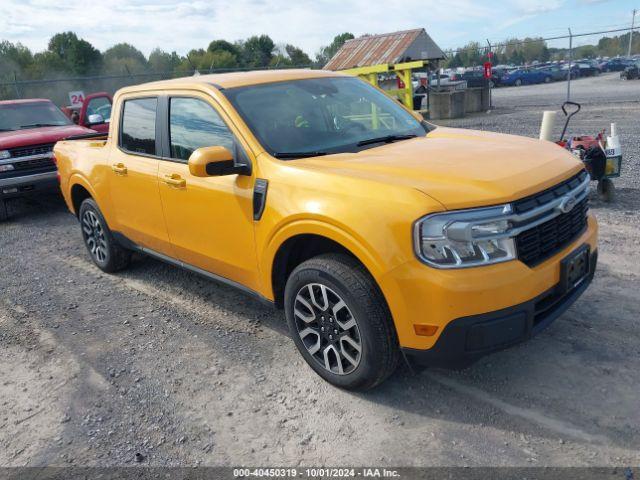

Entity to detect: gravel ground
[0,73,639,468]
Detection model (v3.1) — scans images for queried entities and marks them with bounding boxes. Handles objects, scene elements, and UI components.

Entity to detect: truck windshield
[223,77,427,158]
[0,102,72,131]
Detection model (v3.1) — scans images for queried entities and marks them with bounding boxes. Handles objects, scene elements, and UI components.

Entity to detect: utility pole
[487,39,492,109]
[629,9,637,57]
[567,28,573,102]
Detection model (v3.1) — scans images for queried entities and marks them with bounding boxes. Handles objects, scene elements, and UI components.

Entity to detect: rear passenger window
[169,98,234,161]
[120,98,157,155]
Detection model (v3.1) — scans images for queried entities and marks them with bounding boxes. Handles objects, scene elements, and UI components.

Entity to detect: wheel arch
[265,222,388,309]
[70,183,93,217]
[67,173,117,228]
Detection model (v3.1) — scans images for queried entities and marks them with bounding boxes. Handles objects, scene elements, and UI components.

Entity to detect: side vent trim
[253,178,268,221]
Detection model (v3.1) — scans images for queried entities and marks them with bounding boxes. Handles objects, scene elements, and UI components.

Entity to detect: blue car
[599,58,633,72]
[501,68,552,86]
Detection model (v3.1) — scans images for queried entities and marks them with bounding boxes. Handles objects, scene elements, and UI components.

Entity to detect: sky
[0,0,637,57]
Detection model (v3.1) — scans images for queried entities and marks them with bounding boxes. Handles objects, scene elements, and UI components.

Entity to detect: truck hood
[0,125,95,150]
[289,127,584,210]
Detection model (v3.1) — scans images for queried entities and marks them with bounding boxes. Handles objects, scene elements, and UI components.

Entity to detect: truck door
[108,96,174,256]
[156,94,260,292]
[81,93,112,133]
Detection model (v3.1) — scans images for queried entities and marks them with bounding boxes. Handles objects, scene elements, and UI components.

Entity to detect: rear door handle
[112,163,127,175]
[163,174,186,188]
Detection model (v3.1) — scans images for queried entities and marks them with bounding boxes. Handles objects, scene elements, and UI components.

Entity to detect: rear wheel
[544,76,551,83]
[284,253,400,390]
[515,79,522,87]
[78,198,131,272]
[0,199,7,222]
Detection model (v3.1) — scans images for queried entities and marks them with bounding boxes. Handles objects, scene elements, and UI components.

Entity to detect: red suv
[0,98,95,221]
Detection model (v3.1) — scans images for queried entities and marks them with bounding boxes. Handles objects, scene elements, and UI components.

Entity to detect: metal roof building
[323,28,445,71]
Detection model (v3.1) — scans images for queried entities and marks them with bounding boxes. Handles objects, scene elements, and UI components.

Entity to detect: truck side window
[169,98,234,161]
[120,98,157,156]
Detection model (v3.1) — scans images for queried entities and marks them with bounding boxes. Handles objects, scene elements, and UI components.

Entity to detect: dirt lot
[1,73,639,468]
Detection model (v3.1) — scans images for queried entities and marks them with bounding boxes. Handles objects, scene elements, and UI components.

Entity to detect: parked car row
[426,56,639,90]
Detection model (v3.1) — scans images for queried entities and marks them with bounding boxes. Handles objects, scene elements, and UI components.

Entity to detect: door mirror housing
[87,113,105,125]
[188,146,250,177]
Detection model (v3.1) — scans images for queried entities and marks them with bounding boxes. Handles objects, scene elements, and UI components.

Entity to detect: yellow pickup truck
[53,69,597,390]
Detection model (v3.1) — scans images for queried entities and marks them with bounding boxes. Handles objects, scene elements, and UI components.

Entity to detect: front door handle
[112,163,127,175]
[163,173,186,188]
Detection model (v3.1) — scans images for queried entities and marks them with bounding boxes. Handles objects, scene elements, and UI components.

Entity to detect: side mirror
[87,113,104,125]
[188,146,250,177]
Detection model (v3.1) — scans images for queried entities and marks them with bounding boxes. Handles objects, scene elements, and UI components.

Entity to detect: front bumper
[0,171,59,199]
[402,249,597,369]
[379,213,598,352]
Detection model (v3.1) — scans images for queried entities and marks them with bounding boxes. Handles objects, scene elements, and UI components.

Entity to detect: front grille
[514,171,589,267]
[12,157,55,171]
[8,143,54,158]
[0,157,56,180]
[513,170,588,214]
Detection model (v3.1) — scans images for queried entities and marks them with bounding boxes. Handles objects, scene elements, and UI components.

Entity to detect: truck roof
[0,98,53,105]
[119,69,347,94]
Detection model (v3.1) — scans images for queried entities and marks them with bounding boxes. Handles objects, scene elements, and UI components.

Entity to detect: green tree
[285,44,311,66]
[0,41,33,73]
[207,39,240,58]
[242,35,275,67]
[148,48,183,73]
[103,43,147,73]
[316,32,354,67]
[47,32,102,75]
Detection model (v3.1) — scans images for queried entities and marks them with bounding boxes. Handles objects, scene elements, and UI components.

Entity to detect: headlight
[414,204,517,268]
[0,150,10,160]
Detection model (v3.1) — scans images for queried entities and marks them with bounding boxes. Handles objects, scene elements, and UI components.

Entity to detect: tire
[515,79,522,87]
[78,198,131,273]
[284,253,400,390]
[597,178,615,202]
[0,199,7,222]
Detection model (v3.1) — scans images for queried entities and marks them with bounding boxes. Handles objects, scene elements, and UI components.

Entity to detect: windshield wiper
[19,123,62,129]
[356,134,417,147]
[273,151,330,159]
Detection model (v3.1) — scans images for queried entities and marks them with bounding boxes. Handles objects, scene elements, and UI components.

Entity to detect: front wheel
[515,79,522,87]
[544,76,551,83]
[284,254,400,390]
[78,198,131,273]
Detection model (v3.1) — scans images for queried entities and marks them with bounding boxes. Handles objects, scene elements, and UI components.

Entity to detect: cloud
[1,0,623,58]
[0,0,493,56]
[507,0,565,15]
